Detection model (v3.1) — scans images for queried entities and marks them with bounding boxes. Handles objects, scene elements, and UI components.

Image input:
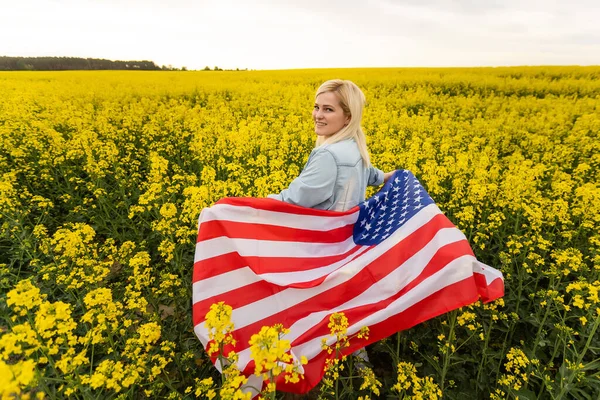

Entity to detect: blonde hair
[314,79,370,165]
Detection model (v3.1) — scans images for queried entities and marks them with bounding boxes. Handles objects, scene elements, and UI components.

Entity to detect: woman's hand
[383,170,396,184]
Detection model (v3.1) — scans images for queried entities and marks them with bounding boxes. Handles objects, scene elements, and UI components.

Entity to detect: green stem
[440,310,457,391]
[531,300,552,358]
[335,346,340,400]
[555,313,600,399]
[217,343,226,385]
[396,331,401,365]
[476,320,492,386]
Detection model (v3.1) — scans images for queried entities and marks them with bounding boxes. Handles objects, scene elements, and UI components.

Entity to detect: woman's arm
[268,149,337,208]
[367,166,395,186]
[367,165,384,186]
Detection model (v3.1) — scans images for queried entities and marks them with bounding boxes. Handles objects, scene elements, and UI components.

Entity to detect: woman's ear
[345,115,351,125]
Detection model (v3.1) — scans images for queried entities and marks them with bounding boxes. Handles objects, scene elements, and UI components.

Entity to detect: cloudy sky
[2,0,599,70]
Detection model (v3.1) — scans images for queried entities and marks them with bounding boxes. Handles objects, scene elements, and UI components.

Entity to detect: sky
[1,0,599,70]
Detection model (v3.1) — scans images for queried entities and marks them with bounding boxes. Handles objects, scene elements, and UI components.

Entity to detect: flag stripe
[194,235,358,263]
[197,219,356,243]
[192,244,365,283]
[474,273,505,304]
[201,201,359,228]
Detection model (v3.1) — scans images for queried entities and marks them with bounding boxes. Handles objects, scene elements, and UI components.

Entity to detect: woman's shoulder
[318,139,361,164]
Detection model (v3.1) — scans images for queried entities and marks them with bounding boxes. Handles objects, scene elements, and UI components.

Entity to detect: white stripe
[193,267,263,304]
[256,245,370,285]
[474,262,503,285]
[194,235,357,263]
[200,203,359,230]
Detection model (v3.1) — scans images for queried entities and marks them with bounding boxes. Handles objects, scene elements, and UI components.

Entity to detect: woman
[268,79,395,370]
[268,78,394,210]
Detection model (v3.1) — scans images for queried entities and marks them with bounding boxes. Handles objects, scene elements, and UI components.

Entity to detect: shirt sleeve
[367,165,384,186]
[267,149,337,208]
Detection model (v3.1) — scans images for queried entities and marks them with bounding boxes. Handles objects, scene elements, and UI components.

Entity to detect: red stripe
[474,274,505,303]
[193,214,458,354]
[216,197,359,217]
[193,280,285,327]
[193,244,364,282]
[197,219,355,243]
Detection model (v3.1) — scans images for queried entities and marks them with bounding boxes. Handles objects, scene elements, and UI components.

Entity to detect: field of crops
[1,67,599,399]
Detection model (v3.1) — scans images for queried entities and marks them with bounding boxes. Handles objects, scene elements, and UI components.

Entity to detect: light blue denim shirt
[268,139,384,211]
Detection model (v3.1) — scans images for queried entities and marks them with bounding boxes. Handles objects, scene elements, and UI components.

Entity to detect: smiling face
[312,91,350,138]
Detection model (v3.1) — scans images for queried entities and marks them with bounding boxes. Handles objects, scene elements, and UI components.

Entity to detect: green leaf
[569,387,592,400]
[514,388,537,400]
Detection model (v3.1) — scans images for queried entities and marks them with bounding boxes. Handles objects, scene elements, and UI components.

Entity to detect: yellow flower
[204,302,236,356]
[6,279,46,316]
[358,367,382,396]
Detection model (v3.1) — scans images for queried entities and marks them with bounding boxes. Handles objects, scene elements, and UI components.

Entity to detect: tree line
[0,56,168,71]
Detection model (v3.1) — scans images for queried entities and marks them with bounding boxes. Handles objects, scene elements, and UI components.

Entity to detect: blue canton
[353,170,434,246]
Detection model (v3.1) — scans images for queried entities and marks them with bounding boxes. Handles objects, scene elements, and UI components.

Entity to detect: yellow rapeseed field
[1,67,599,399]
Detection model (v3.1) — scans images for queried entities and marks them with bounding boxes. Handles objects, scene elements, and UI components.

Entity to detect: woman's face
[312,91,350,138]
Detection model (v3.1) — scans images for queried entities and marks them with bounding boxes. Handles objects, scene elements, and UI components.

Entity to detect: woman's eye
[326,108,333,112]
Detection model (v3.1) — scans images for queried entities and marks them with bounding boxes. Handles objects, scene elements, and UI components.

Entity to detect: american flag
[192,170,504,394]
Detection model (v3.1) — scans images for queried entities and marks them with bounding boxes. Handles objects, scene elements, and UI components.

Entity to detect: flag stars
[354,171,434,245]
